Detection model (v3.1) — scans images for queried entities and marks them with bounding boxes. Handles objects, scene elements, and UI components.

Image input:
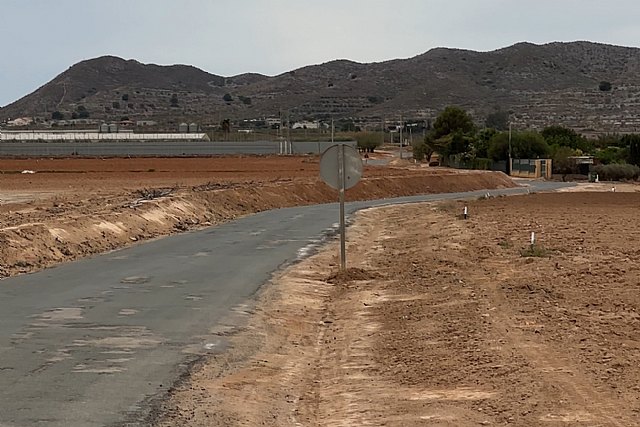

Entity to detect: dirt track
[156,191,640,426]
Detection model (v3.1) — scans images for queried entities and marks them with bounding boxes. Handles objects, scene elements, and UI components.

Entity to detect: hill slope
[2,41,640,132]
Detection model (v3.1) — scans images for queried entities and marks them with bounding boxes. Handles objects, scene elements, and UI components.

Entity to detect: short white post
[530,231,536,246]
[463,206,468,220]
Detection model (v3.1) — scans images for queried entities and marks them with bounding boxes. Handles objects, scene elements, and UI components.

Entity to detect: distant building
[292,120,320,130]
[6,117,33,126]
[136,120,157,127]
[0,130,210,142]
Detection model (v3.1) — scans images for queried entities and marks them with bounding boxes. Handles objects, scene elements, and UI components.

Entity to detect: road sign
[319,144,363,190]
[319,144,363,271]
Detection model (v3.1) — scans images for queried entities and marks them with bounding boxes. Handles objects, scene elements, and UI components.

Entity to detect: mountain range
[2,41,640,133]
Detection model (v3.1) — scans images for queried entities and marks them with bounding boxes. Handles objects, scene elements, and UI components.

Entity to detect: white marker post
[463,206,468,220]
[530,231,536,247]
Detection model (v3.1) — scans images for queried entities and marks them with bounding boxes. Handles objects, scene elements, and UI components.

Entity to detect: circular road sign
[319,144,363,190]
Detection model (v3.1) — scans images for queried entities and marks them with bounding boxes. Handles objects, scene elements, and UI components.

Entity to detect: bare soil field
[0,156,515,278]
[155,191,640,426]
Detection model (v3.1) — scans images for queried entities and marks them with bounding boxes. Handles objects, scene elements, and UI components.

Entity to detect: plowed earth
[0,155,514,278]
[4,155,640,425]
[155,191,640,426]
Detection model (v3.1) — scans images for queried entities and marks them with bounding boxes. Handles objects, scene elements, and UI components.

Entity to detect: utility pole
[508,122,513,175]
[287,110,291,154]
[399,116,403,160]
[331,118,334,144]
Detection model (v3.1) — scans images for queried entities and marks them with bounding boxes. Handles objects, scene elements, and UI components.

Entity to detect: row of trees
[410,106,640,174]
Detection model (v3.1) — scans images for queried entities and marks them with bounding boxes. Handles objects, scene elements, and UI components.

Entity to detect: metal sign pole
[319,143,363,272]
[339,144,346,270]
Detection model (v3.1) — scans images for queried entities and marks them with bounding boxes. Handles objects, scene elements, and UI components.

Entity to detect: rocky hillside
[2,41,640,133]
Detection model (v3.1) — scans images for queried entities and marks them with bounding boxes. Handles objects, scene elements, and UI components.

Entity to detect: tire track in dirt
[155,192,640,426]
[470,257,634,426]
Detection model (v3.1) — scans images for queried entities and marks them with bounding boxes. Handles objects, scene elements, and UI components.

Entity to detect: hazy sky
[1,0,639,107]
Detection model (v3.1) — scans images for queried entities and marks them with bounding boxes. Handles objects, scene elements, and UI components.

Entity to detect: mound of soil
[0,156,515,278]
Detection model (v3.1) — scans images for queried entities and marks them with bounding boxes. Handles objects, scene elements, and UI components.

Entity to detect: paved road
[0,181,572,426]
[0,140,355,157]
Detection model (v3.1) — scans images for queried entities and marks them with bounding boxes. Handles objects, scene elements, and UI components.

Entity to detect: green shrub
[593,163,640,181]
[355,132,382,153]
[520,244,551,257]
[599,81,612,91]
[595,146,626,164]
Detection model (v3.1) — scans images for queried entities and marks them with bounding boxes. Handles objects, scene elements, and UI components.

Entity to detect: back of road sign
[319,144,363,190]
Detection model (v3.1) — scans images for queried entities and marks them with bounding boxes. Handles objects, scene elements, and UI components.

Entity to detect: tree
[412,138,427,161]
[485,110,509,130]
[541,125,591,152]
[170,93,179,107]
[51,111,64,120]
[599,81,612,91]
[121,93,129,101]
[623,134,640,165]
[488,131,550,161]
[595,146,627,164]
[428,106,476,161]
[355,132,382,153]
[221,118,231,134]
[551,145,578,180]
[338,119,357,132]
[595,133,623,149]
[223,93,233,102]
[76,105,90,119]
[432,106,475,139]
[473,128,497,159]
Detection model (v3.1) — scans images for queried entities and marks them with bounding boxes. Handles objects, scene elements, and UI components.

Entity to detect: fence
[510,158,552,179]
[445,156,507,173]
[0,140,357,157]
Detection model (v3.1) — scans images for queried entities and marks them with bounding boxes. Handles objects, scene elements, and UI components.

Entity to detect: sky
[1,0,640,107]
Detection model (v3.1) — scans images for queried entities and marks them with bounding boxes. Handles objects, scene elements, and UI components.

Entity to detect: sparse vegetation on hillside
[4,42,640,133]
[599,81,612,91]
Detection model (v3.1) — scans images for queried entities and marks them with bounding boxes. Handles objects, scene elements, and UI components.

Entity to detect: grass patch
[498,239,512,249]
[520,244,552,258]
[433,201,460,214]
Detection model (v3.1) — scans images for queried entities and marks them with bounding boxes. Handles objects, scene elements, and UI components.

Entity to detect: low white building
[292,120,320,129]
[0,130,210,141]
[6,117,33,126]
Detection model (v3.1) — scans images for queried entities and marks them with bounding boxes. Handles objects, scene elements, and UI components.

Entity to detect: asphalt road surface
[0,182,572,426]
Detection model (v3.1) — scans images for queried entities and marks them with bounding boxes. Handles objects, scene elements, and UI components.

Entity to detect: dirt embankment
[155,192,640,426]
[0,157,515,278]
